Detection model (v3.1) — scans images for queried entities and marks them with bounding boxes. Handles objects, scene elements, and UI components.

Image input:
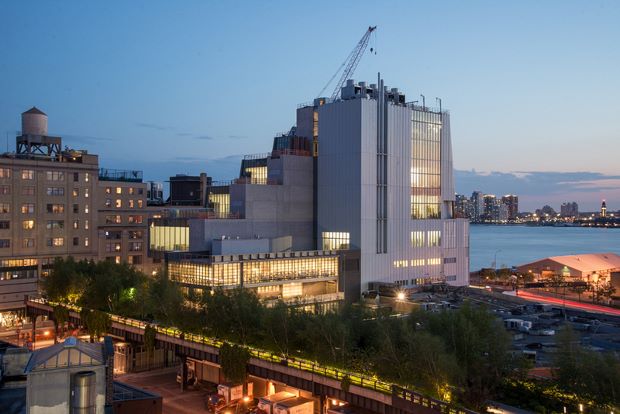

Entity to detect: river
[469,225,620,271]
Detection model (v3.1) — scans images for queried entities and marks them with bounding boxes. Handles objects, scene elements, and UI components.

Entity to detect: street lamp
[493,250,502,271]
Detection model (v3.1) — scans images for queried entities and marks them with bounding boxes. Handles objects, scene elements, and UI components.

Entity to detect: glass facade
[244,166,267,184]
[321,232,350,250]
[167,255,339,288]
[209,193,230,216]
[411,110,442,219]
[149,225,189,251]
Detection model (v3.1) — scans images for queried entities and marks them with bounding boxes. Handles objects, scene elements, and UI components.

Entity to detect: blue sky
[1,1,619,211]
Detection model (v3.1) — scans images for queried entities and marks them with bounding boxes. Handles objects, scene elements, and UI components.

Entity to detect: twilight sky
[1,1,619,211]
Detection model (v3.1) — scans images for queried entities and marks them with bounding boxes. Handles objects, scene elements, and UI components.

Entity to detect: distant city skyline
[1,1,619,212]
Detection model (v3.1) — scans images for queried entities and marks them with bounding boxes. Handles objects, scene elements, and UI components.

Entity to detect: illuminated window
[129,199,135,208]
[72,188,79,197]
[411,231,424,247]
[105,187,112,194]
[22,203,35,214]
[85,172,89,182]
[0,168,10,178]
[22,238,35,248]
[22,170,35,180]
[137,199,143,208]
[129,187,135,195]
[47,237,64,247]
[428,258,442,265]
[427,231,441,247]
[84,204,89,214]
[116,187,122,194]
[282,283,303,298]
[84,188,89,198]
[105,215,122,224]
[411,259,425,267]
[47,204,64,214]
[0,203,10,214]
[209,193,230,216]
[105,199,112,207]
[411,110,441,219]
[393,260,409,268]
[244,166,268,184]
[22,220,35,230]
[115,199,122,208]
[322,232,350,250]
[84,220,89,230]
[128,215,143,224]
[84,237,89,247]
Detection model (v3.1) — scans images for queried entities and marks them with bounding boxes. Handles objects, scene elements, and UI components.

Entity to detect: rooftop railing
[99,168,143,182]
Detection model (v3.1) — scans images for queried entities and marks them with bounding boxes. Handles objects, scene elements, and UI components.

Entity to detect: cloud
[227,135,248,140]
[136,122,173,131]
[194,135,214,140]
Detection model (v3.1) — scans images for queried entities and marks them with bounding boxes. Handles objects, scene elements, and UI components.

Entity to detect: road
[516,290,620,316]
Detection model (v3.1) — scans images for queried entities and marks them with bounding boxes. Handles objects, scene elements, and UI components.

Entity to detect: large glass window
[322,232,350,250]
[427,230,441,247]
[411,231,424,247]
[411,110,441,219]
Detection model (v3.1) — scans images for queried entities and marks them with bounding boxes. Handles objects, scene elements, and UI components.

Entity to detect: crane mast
[317,26,377,100]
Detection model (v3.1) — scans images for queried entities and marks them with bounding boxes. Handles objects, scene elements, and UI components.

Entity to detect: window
[115,199,122,208]
[22,220,35,230]
[84,204,89,214]
[427,258,442,265]
[46,171,64,181]
[73,220,79,229]
[47,204,64,214]
[106,242,122,253]
[128,255,142,265]
[46,220,64,230]
[128,215,143,224]
[129,242,142,252]
[105,199,112,207]
[22,186,35,196]
[427,231,441,247]
[105,187,112,194]
[105,215,122,224]
[73,204,79,213]
[129,200,134,208]
[128,231,143,239]
[137,199,143,208]
[22,169,35,180]
[116,187,122,194]
[72,188,79,197]
[73,172,79,182]
[84,220,89,230]
[0,185,9,195]
[411,231,424,247]
[46,237,64,247]
[46,187,65,196]
[84,188,89,198]
[105,231,122,240]
[129,187,135,195]
[84,237,89,247]
[85,172,89,182]
[0,221,9,229]
[0,239,10,248]
[0,168,10,179]
[73,237,79,246]
[22,203,35,214]
[444,257,457,264]
[411,110,442,219]
[321,231,350,250]
[0,203,10,214]
[23,238,35,248]
[138,188,143,195]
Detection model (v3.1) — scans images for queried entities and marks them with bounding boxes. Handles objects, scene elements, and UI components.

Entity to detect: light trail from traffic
[517,290,620,316]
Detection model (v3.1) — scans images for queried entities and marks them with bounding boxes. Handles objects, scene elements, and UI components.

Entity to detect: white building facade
[316,79,469,290]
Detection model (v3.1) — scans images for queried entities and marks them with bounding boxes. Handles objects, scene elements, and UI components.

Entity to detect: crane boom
[317,26,376,100]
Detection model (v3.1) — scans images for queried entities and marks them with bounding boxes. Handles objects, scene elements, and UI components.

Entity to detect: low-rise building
[516,252,620,283]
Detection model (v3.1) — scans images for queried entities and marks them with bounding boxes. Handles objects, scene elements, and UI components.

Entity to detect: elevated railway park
[24,297,476,414]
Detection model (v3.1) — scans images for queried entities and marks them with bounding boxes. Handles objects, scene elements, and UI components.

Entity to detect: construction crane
[317,26,377,101]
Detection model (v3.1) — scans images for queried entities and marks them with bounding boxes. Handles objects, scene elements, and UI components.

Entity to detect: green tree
[219,343,250,384]
[80,309,112,342]
[548,273,565,296]
[597,281,617,304]
[52,304,70,344]
[146,272,185,326]
[42,257,86,303]
[570,284,588,302]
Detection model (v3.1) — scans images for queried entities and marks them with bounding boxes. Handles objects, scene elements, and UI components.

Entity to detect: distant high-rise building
[501,195,519,221]
[560,202,579,217]
[483,194,496,220]
[455,194,471,219]
[601,200,607,218]
[471,191,484,221]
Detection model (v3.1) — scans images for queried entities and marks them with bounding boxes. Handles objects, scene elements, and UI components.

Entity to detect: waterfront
[470,224,620,271]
